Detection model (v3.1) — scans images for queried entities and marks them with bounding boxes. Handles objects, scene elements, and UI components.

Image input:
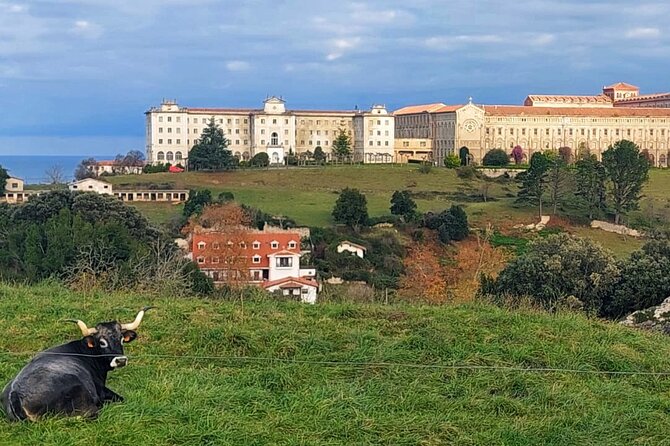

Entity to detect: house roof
[339,240,367,251]
[525,94,612,105]
[70,178,113,186]
[95,160,145,167]
[434,105,464,113]
[394,103,447,115]
[616,92,670,103]
[482,104,670,118]
[604,82,639,91]
[262,276,318,289]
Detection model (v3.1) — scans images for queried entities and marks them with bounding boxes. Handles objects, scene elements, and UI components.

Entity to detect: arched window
[272,152,279,163]
[166,151,174,161]
[157,151,165,161]
[242,151,250,160]
[175,151,183,161]
[234,151,241,159]
[271,132,279,146]
[659,154,667,166]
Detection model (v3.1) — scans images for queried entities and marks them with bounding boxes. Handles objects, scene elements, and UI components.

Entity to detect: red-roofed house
[191,228,318,303]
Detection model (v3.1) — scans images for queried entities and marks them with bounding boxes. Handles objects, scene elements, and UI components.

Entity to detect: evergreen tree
[332,188,368,230]
[0,165,8,195]
[482,149,510,167]
[313,146,326,163]
[188,118,236,171]
[23,224,44,281]
[546,155,571,216]
[575,154,607,220]
[332,128,352,160]
[183,189,213,218]
[517,152,551,217]
[602,139,650,225]
[43,208,76,277]
[390,190,417,222]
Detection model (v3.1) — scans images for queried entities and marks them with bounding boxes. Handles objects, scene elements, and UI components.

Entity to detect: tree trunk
[615,213,620,225]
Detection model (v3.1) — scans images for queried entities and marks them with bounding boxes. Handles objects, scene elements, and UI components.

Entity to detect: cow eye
[100,338,109,348]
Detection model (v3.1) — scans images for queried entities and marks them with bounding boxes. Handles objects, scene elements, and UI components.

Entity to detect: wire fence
[1,350,669,377]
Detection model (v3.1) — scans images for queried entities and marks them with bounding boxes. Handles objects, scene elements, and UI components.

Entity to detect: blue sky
[1,0,669,155]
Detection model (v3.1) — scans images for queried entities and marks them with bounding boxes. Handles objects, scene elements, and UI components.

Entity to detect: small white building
[69,178,114,195]
[337,240,367,258]
[263,276,319,304]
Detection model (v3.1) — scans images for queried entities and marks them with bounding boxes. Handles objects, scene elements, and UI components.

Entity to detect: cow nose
[111,356,128,368]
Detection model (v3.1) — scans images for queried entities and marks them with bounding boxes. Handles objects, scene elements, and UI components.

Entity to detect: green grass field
[2,283,670,445]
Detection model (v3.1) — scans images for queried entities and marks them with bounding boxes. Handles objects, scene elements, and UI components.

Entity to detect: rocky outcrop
[620,297,670,334]
[591,220,643,237]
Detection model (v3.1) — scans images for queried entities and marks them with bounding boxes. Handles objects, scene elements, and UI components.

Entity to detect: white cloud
[225,60,250,71]
[325,37,362,61]
[625,27,661,39]
[71,20,103,38]
[531,33,556,46]
[425,34,503,49]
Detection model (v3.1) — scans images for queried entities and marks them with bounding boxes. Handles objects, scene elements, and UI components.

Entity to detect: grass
[2,283,670,444]
[571,227,645,259]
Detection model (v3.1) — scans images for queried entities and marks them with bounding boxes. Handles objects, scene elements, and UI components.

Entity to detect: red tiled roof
[482,105,670,117]
[186,107,259,114]
[262,276,318,289]
[616,92,670,102]
[604,82,639,91]
[394,103,447,115]
[192,231,301,269]
[434,105,464,113]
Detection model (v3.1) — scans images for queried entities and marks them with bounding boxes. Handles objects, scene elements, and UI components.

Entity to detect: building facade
[395,83,670,166]
[145,98,394,165]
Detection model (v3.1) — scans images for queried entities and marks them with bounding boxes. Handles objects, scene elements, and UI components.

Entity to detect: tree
[74,158,97,181]
[332,128,352,160]
[332,188,368,230]
[250,152,269,167]
[183,189,213,218]
[511,145,524,165]
[546,155,571,216]
[482,149,509,167]
[188,118,236,171]
[0,165,8,195]
[516,152,551,217]
[575,154,607,220]
[444,154,461,169]
[480,234,620,315]
[423,205,469,243]
[390,190,417,222]
[313,146,326,163]
[602,140,650,225]
[122,150,145,167]
[45,164,66,185]
[604,240,670,319]
[558,146,573,164]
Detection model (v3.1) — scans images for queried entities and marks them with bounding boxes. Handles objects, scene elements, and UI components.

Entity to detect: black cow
[1,307,153,421]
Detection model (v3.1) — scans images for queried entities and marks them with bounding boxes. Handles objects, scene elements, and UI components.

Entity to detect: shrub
[250,152,270,167]
[417,162,432,174]
[456,165,479,179]
[444,155,461,169]
[482,149,510,167]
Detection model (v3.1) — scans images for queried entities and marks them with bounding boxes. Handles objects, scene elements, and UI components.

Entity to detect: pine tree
[332,188,368,230]
[517,152,551,218]
[188,118,236,171]
[602,140,650,225]
[575,154,607,220]
[332,128,352,160]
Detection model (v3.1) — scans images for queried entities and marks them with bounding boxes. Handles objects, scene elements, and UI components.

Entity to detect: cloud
[325,37,362,61]
[225,60,250,71]
[71,20,103,38]
[424,34,504,49]
[625,27,661,39]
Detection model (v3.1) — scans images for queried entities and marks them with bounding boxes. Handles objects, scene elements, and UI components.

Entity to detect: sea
[0,155,115,184]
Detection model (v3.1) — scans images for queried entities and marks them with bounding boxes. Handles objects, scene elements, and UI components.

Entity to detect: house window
[197,256,205,264]
[212,257,220,264]
[198,242,206,250]
[288,241,297,249]
[271,241,279,249]
[276,257,293,268]
[239,241,247,249]
[212,242,220,249]
[252,255,261,264]
[252,241,260,249]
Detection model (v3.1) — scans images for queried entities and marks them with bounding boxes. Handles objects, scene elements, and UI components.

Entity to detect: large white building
[145,97,394,165]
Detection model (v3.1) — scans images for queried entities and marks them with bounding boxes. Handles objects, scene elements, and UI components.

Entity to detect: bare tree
[45,164,67,185]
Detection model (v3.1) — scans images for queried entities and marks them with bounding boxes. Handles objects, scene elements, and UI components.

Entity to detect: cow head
[67,307,154,369]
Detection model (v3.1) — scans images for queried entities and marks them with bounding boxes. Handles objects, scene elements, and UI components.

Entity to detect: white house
[337,240,367,258]
[262,276,319,304]
[69,178,114,195]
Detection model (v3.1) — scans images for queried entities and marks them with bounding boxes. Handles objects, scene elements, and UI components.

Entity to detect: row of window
[158,116,250,125]
[401,141,428,147]
[197,240,297,250]
[197,256,293,267]
[489,127,668,137]
[369,141,391,146]
[156,151,183,161]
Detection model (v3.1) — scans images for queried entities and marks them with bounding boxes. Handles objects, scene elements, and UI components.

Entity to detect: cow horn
[65,319,97,336]
[121,306,155,331]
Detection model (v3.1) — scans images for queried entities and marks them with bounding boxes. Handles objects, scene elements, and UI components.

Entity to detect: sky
[1,0,669,155]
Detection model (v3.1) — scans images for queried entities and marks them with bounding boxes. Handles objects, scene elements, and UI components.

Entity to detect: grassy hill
[2,283,670,445]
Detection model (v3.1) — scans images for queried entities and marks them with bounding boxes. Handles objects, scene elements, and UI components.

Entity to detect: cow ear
[83,336,96,349]
[122,330,137,343]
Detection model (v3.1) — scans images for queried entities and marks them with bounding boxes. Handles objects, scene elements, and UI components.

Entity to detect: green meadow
[1,283,670,445]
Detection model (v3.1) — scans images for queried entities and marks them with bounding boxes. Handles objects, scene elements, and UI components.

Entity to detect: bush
[456,165,479,179]
[480,234,619,315]
[250,152,270,167]
[444,155,461,169]
[423,205,469,243]
[482,149,510,167]
[417,162,432,174]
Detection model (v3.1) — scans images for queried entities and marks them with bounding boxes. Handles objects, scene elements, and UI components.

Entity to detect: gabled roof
[604,82,639,91]
[394,103,447,115]
[71,178,112,186]
[262,276,318,289]
[338,240,367,251]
